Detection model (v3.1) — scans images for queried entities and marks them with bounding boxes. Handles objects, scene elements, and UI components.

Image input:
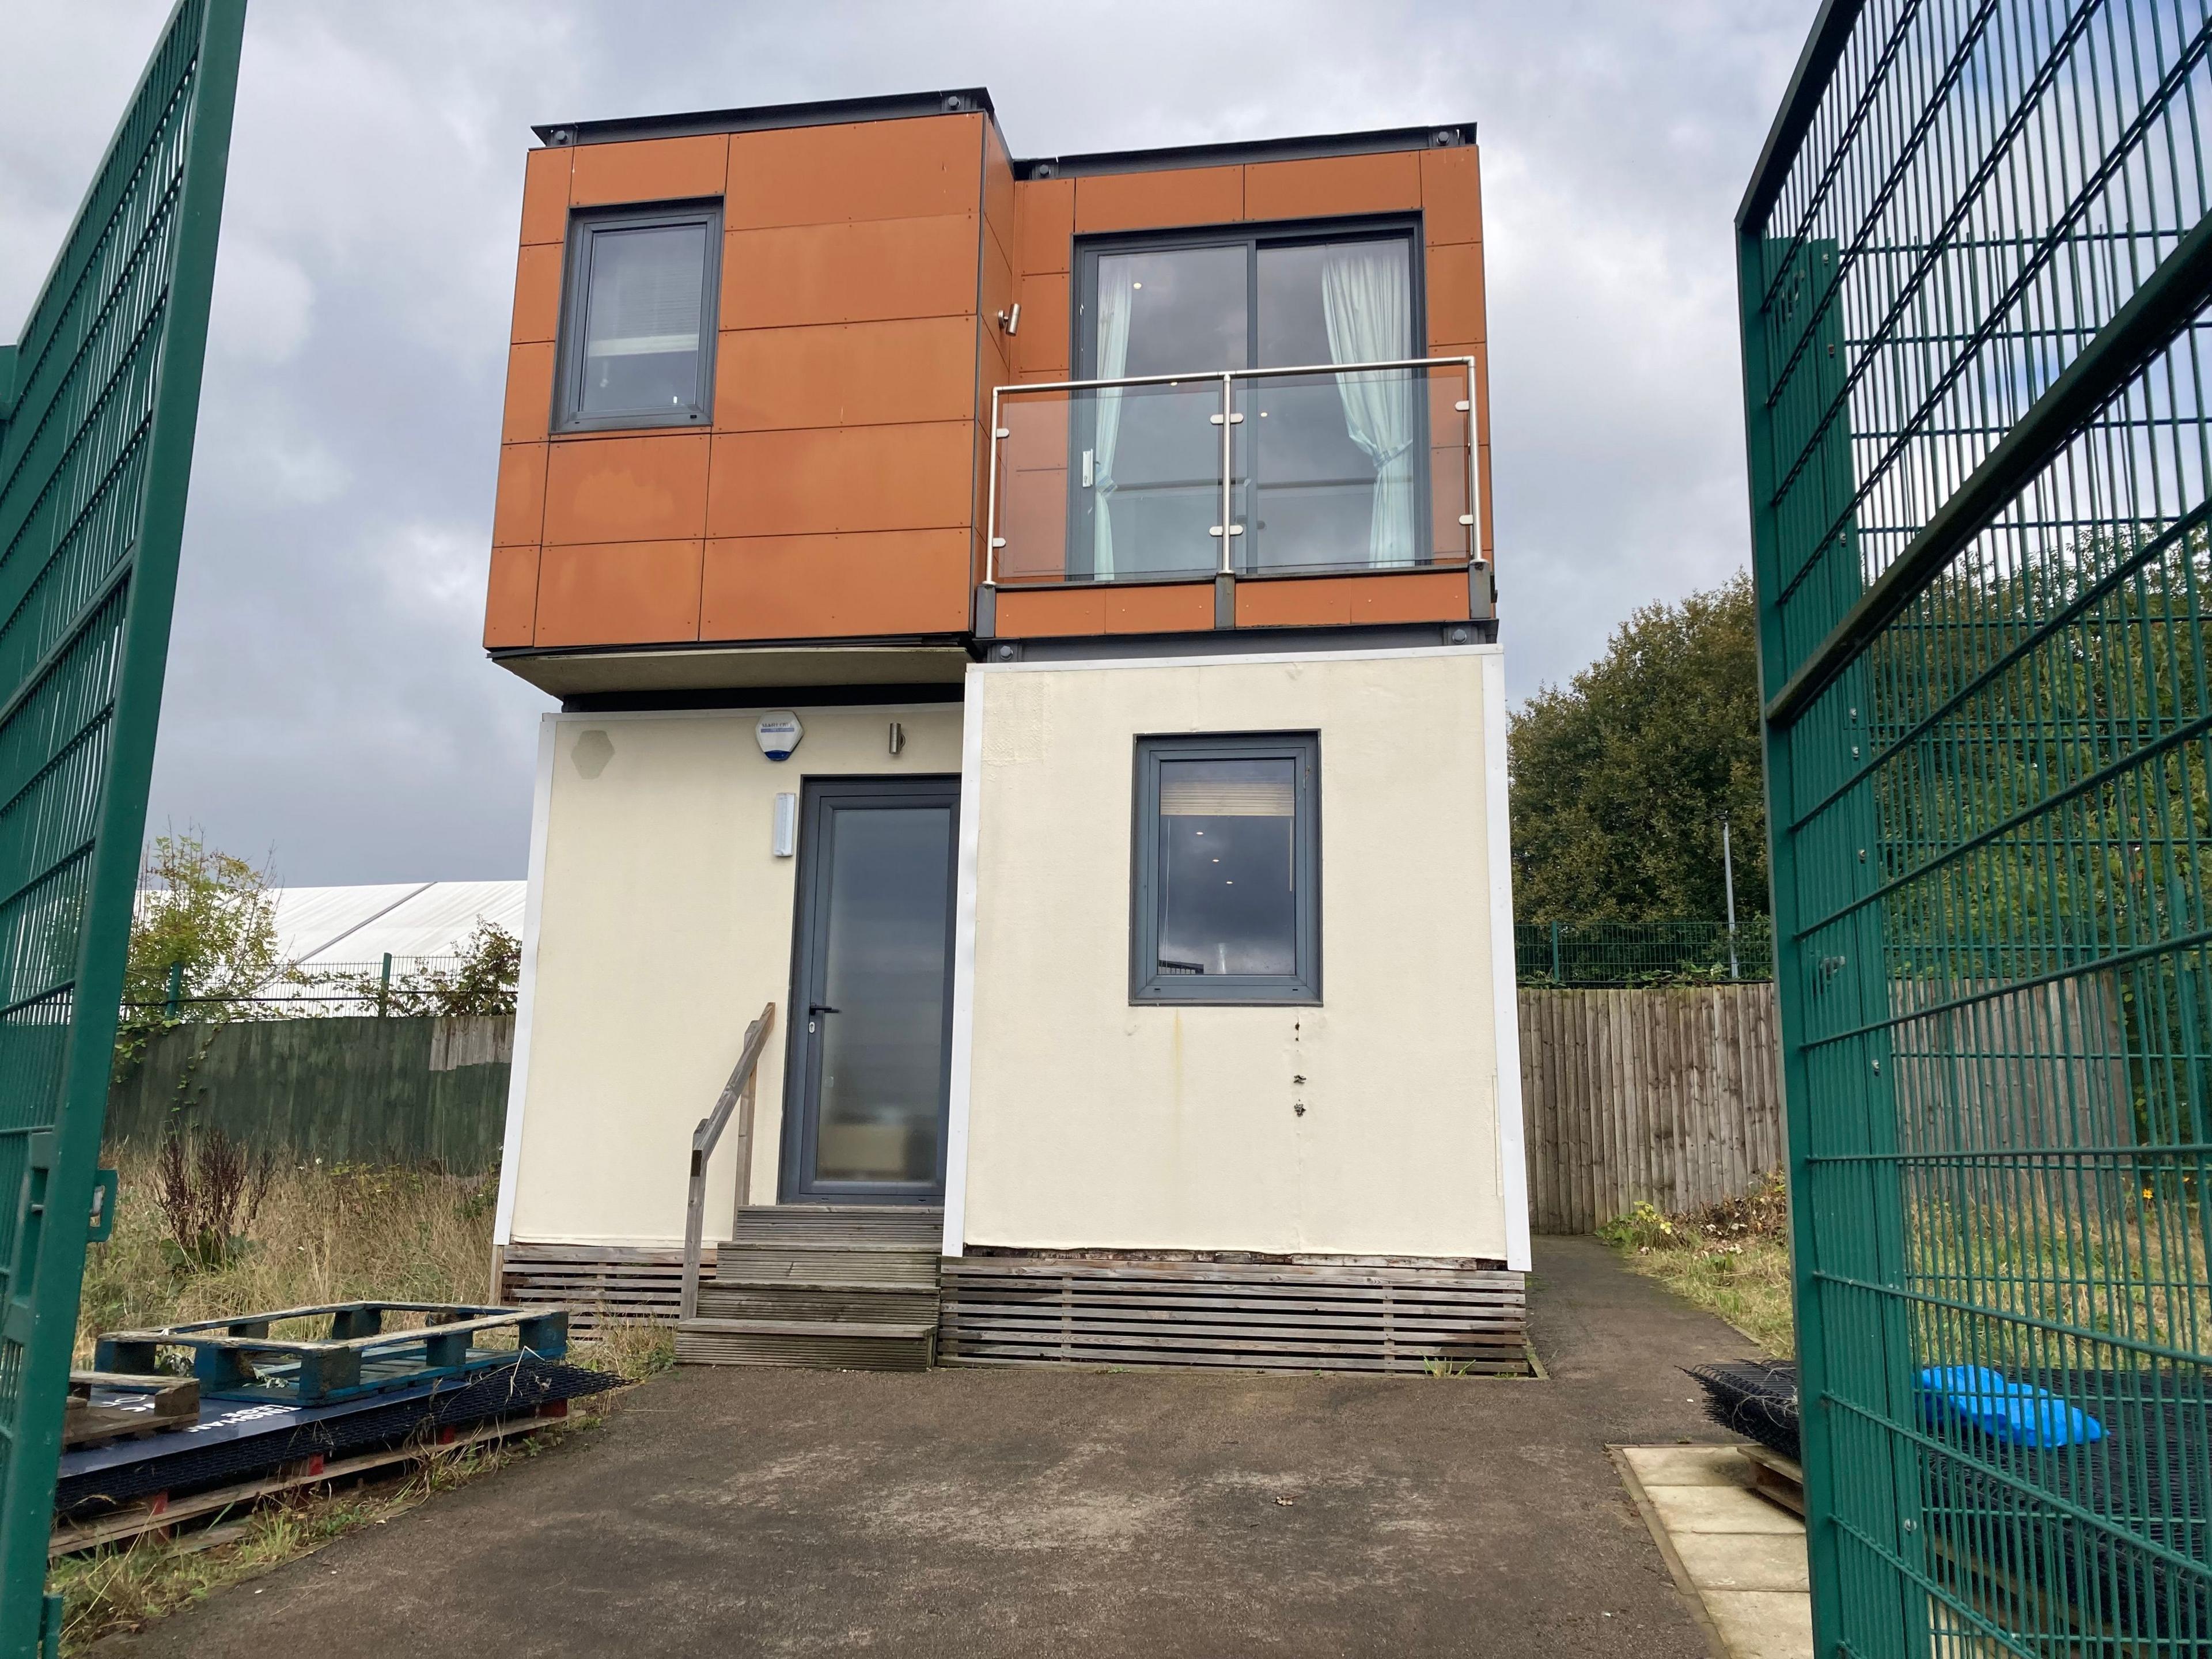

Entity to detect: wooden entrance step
[679,1206,944,1372]
[675,1318,935,1371]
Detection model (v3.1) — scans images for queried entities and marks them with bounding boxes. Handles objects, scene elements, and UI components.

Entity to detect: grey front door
[780,777,959,1205]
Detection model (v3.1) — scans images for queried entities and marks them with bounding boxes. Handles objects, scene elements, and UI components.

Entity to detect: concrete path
[101,1238,1756,1658]
[1619,1445,1813,1659]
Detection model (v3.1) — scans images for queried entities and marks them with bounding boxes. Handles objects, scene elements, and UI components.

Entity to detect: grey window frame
[1069,217,1430,581]
[552,200,722,434]
[1131,731,1321,1006]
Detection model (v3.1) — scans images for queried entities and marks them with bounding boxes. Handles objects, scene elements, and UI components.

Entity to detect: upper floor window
[1075,225,1419,577]
[555,203,721,433]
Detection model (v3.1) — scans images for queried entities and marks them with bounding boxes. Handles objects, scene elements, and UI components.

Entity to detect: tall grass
[59,1143,671,1653]
[76,1146,497,1361]
[1599,1172,1797,1355]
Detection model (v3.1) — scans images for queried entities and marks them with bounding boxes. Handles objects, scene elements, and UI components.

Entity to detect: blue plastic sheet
[1918,1366,2106,1449]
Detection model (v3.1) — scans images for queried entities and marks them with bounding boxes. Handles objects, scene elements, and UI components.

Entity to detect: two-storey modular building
[484,89,1530,1372]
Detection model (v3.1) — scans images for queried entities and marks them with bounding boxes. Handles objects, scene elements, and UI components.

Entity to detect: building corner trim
[491,713,558,1260]
[1481,652,1533,1272]
[940,666,987,1259]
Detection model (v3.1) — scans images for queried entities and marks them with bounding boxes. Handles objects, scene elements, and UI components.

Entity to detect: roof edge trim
[535,88,994,147]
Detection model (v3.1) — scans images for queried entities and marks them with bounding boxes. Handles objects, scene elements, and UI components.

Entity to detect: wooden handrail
[680,1002,777,1322]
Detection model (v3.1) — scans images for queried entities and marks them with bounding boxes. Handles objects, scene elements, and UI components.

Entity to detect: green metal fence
[1739,1,2212,1652]
[1514,919,1775,986]
[0,3,244,1650]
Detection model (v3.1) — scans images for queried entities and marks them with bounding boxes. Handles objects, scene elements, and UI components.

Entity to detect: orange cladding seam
[707,423,976,539]
[535,540,705,646]
[1241,152,1422,220]
[542,434,712,546]
[726,115,982,228]
[570,133,730,207]
[702,531,972,639]
[724,215,981,330]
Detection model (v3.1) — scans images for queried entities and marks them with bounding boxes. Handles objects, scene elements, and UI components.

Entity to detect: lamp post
[1721,814,1740,980]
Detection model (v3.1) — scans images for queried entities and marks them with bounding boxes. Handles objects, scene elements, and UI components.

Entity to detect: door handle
[1081,448,1094,488]
[809,1003,841,1016]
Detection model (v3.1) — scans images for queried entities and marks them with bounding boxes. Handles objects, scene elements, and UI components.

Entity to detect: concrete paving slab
[1646,1483,1806,1535]
[1622,1444,1752,1487]
[96,1238,1755,1659]
[1617,1443,1812,1659]
[1703,1589,1815,1659]
[1668,1531,1810,1593]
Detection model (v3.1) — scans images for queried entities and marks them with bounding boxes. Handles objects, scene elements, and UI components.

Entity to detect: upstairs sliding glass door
[1073,226,1422,581]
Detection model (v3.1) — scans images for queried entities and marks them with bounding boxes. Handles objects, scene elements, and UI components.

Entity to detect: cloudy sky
[0,2,1808,885]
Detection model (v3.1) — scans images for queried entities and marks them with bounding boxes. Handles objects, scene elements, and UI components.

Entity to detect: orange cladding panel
[1426,244,1487,347]
[724,216,980,329]
[1106,582,1213,634]
[997,585,1106,637]
[716,316,978,431]
[1014,272,1070,377]
[701,530,971,638]
[510,243,562,344]
[726,115,982,229]
[535,540,704,646]
[493,444,548,546]
[994,464,1071,582]
[1420,145,1484,245]
[1074,166,1242,232]
[1242,153,1421,221]
[706,423,974,537]
[542,434,712,545]
[570,134,729,207]
[1016,176,1074,274]
[519,146,571,245]
[1234,572,1467,628]
[484,544,540,647]
[501,342,555,443]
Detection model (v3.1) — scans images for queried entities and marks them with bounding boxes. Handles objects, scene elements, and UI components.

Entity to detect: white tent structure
[271,881,525,972]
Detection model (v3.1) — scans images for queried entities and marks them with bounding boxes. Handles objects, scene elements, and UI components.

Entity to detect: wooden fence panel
[104,1014,513,1171]
[1518,984,1784,1234]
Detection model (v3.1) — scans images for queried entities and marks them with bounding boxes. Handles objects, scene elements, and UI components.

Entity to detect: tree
[304,917,521,1017]
[115,830,280,1075]
[1509,572,1766,924]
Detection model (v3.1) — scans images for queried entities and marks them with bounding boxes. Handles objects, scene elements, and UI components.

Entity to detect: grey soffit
[533,87,1474,180]
[490,641,972,698]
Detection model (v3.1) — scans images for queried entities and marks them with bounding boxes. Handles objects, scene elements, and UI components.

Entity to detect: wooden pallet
[94,1302,568,1404]
[502,1241,698,1331]
[939,1256,1529,1375]
[1738,1443,1805,1516]
[63,1373,199,1449]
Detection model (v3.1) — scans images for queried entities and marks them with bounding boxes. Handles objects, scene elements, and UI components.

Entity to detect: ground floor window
[1131,733,1320,1004]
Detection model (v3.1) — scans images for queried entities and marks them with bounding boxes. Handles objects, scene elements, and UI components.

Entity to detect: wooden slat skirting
[938,1256,1529,1376]
[501,1241,698,1332]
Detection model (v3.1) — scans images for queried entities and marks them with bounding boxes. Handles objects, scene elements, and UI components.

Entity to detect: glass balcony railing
[984,357,1480,588]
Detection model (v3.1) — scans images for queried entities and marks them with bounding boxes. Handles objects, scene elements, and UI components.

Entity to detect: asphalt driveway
[100,1237,1752,1658]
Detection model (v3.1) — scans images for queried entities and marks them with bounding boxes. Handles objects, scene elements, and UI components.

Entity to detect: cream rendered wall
[499,703,963,1246]
[952,647,1522,1264]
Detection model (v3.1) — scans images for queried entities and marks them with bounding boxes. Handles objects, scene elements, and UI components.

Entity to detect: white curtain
[1321,245,1416,568]
[1091,274,1134,579]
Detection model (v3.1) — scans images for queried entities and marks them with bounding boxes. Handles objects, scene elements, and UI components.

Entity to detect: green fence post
[378,952,393,1019]
[0,4,249,1645]
[1550,920,1561,984]
[164,961,183,1021]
